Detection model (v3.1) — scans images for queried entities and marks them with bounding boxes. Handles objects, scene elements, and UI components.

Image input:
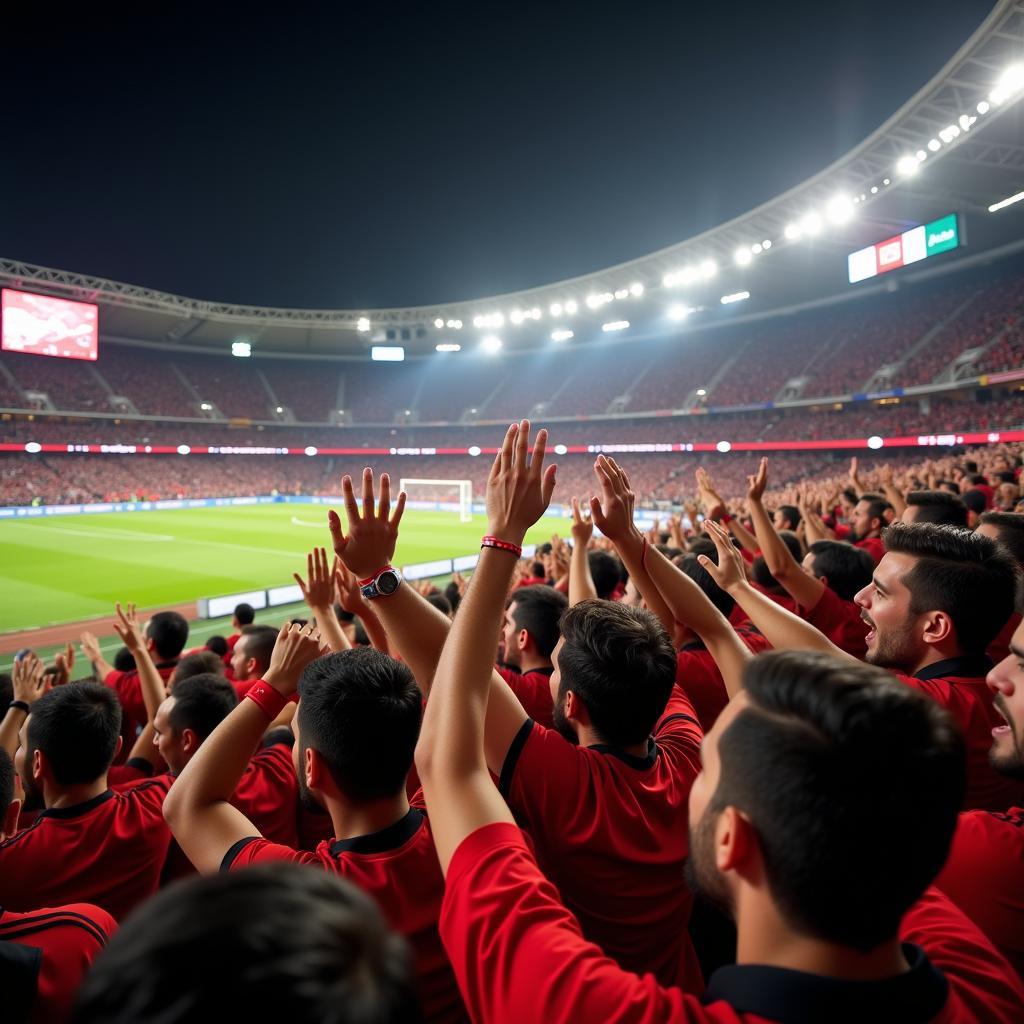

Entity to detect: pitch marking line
[5,524,176,542]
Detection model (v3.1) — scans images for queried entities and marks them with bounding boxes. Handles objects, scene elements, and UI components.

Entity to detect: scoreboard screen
[1,288,99,361]
[847,213,960,284]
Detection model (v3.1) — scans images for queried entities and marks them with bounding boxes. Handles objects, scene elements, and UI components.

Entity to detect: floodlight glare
[696,388,707,396]
[784,222,802,240]
[716,441,732,453]
[356,317,371,332]
[990,63,1024,105]
[231,340,252,357]
[800,212,822,235]
[550,302,563,317]
[530,308,541,319]
[762,239,772,249]
[989,189,1024,213]
[473,315,484,328]
[550,328,574,342]
[866,435,884,450]
[896,155,919,177]
[826,195,854,225]
[700,258,717,279]
[977,99,990,114]
[667,303,692,321]
[481,335,503,353]
[870,185,879,194]
[734,247,752,266]
[629,282,644,296]
[602,320,629,332]
[434,317,444,328]
[586,293,601,309]
[720,291,750,305]
[510,309,524,325]
[564,299,578,315]
[751,242,763,255]
[435,342,462,352]
[614,288,628,300]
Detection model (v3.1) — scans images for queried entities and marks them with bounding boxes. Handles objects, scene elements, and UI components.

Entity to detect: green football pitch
[0,504,564,636]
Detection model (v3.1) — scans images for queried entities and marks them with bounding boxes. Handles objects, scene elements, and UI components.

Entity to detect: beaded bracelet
[481,535,523,557]
[245,680,289,720]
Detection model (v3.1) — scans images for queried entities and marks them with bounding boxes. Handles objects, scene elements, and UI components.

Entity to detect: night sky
[2,2,993,308]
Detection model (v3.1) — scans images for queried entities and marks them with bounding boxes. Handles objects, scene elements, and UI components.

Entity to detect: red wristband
[481,535,523,557]
[245,680,289,719]
[358,564,395,587]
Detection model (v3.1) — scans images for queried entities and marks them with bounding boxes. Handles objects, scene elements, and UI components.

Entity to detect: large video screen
[847,213,960,284]
[1,288,99,361]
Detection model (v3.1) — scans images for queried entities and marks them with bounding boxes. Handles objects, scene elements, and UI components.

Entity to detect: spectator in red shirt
[0,748,117,1024]
[163,626,467,1023]
[71,865,418,1024]
[227,624,278,695]
[849,493,889,563]
[497,584,566,728]
[700,519,1023,812]
[935,614,1024,976]
[414,427,1024,1023]
[975,511,1024,664]
[224,601,256,655]
[80,610,189,761]
[0,683,172,919]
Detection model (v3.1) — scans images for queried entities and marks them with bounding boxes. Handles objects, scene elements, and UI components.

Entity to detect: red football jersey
[0,780,172,920]
[439,822,1024,1023]
[106,757,156,787]
[0,903,115,1024]
[935,806,1024,976]
[499,686,704,989]
[103,661,176,763]
[855,535,886,564]
[225,800,466,1023]
[891,657,1024,812]
[497,665,555,729]
[801,585,869,658]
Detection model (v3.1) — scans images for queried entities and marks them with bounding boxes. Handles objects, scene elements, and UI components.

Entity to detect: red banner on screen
[1,289,99,361]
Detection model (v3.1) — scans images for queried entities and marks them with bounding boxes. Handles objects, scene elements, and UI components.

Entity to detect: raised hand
[570,496,594,546]
[294,547,337,611]
[590,455,637,543]
[696,467,726,519]
[697,521,750,595]
[328,468,406,580]
[13,652,50,707]
[486,420,557,544]
[747,457,769,503]
[450,571,469,597]
[51,643,75,686]
[263,622,331,697]
[111,602,145,653]
[80,631,102,663]
[334,560,369,615]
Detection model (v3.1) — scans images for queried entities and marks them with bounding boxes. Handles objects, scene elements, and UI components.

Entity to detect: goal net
[399,478,473,523]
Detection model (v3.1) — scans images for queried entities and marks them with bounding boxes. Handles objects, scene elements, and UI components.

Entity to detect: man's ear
[113,735,123,761]
[516,628,531,653]
[2,797,22,839]
[306,746,331,795]
[180,728,199,757]
[563,690,591,726]
[921,610,954,647]
[715,805,758,875]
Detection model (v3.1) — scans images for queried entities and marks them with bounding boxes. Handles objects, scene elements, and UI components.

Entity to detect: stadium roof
[2,0,1024,362]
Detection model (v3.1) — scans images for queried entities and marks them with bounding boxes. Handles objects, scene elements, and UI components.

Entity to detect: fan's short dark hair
[27,683,121,785]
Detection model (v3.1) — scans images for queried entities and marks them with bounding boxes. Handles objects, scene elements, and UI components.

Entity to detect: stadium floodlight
[356,317,371,332]
[990,63,1024,105]
[799,212,822,236]
[762,239,772,249]
[614,288,629,300]
[585,293,601,309]
[564,299,578,315]
[371,346,405,362]
[989,190,1024,213]
[896,155,919,177]
[449,319,463,329]
[977,99,990,114]
[550,302,563,317]
[667,303,693,321]
[481,335,503,353]
[784,222,802,241]
[751,242,763,255]
[200,402,212,411]
[696,388,707,396]
[275,406,283,413]
[882,178,891,186]
[602,320,629,332]
[629,282,644,297]
[472,314,484,328]
[700,259,717,279]
[551,328,574,342]
[958,114,974,131]
[530,308,541,320]
[927,138,941,152]
[434,317,444,328]
[826,195,854,225]
[915,149,927,162]
[510,309,524,325]
[231,340,252,357]
[870,185,879,194]
[720,291,750,305]
[435,342,462,352]
[734,247,752,266]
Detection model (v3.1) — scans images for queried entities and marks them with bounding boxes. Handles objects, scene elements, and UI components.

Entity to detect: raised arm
[0,654,49,760]
[699,521,856,663]
[80,630,114,681]
[163,623,327,873]
[594,457,750,698]
[334,561,391,655]
[417,420,555,872]
[797,484,833,544]
[698,467,760,555]
[568,497,598,606]
[879,465,907,520]
[745,459,824,610]
[111,602,170,765]
[294,547,352,653]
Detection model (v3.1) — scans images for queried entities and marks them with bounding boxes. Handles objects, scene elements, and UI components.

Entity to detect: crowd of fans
[2,418,1024,1022]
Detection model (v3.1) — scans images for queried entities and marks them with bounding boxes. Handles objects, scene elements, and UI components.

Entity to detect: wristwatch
[359,565,403,600]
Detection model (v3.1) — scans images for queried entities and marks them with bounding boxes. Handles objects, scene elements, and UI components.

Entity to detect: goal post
[399,478,473,523]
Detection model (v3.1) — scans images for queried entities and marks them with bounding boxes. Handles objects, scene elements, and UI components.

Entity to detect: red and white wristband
[481,535,523,557]
[245,680,289,720]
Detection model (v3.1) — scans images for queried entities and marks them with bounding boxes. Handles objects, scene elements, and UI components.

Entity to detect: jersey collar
[703,943,948,1024]
[587,737,658,771]
[39,790,114,820]
[913,654,993,681]
[329,807,424,856]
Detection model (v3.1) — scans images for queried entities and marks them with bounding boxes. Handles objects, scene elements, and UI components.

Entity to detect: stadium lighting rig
[231,340,251,357]
[550,328,574,342]
[480,335,503,353]
[356,317,371,332]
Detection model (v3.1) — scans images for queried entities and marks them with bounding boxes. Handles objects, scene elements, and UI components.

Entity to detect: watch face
[377,570,401,595]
